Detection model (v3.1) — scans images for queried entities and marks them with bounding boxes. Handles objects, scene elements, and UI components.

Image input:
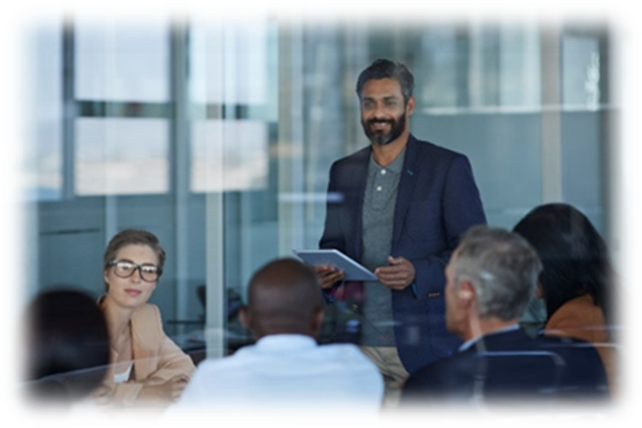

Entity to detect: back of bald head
[243,258,324,338]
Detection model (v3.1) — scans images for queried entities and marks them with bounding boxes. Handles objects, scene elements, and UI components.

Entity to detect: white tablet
[293,249,378,281]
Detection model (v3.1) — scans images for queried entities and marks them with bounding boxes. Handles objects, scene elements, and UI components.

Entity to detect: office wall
[26,19,615,342]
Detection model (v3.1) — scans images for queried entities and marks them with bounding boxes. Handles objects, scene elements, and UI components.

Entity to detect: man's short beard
[362,112,407,146]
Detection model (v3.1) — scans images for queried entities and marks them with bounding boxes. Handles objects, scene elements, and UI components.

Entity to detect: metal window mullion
[204,24,226,360]
[277,24,305,257]
[540,25,563,203]
[62,20,76,200]
[170,20,191,333]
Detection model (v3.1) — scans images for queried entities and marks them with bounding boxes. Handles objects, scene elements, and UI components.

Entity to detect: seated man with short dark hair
[401,225,609,406]
[166,258,384,415]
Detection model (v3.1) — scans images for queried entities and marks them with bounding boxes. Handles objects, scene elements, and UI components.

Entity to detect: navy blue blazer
[319,134,486,373]
[401,328,610,404]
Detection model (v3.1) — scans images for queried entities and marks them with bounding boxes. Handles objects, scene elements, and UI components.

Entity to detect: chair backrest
[196,285,243,320]
[462,341,612,419]
[540,325,636,394]
[470,350,566,418]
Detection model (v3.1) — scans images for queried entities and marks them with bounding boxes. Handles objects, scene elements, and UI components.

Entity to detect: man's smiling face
[359,78,413,146]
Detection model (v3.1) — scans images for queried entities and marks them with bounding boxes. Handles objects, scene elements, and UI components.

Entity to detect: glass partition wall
[25,17,616,358]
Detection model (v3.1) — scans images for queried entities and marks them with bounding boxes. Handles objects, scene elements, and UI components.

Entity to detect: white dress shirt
[112,363,132,384]
[166,334,384,414]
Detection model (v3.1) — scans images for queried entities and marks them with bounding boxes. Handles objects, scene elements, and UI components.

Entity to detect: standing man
[316,59,486,403]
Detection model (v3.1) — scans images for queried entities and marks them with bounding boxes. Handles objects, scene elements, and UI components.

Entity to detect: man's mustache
[367,118,395,125]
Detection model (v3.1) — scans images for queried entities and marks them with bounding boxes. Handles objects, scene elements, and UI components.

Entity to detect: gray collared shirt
[359,149,405,346]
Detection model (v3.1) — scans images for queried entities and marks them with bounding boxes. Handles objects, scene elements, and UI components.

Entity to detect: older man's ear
[457,281,475,305]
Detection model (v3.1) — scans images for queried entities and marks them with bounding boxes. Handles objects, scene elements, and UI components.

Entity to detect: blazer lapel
[392,135,419,249]
[347,147,370,260]
[130,311,148,381]
[105,347,118,382]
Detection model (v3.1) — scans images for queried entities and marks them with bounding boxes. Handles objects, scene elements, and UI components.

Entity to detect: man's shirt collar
[458,324,521,352]
[368,147,406,176]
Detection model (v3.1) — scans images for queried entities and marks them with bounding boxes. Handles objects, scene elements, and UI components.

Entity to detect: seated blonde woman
[98,229,195,408]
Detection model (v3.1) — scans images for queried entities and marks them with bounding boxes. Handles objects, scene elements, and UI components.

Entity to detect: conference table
[110,405,168,425]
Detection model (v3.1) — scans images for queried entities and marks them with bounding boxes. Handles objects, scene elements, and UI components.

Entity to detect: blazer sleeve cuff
[323,290,336,303]
[322,279,343,303]
[112,382,145,406]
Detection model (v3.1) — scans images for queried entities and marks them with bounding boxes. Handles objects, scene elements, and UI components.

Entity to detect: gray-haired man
[401,225,609,405]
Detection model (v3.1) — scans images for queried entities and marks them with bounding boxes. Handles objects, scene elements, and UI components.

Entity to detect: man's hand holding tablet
[313,264,346,289]
[293,249,377,289]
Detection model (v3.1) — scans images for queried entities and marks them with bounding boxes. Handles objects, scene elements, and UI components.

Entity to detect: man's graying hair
[356,59,415,103]
[453,225,543,320]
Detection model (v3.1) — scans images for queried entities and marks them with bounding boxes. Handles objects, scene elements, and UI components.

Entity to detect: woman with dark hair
[98,229,194,408]
[23,288,111,407]
[513,203,616,390]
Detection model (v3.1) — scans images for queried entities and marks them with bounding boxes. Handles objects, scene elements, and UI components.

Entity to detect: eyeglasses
[107,259,162,282]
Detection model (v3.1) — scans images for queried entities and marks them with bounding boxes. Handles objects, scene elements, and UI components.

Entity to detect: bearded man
[315,59,486,405]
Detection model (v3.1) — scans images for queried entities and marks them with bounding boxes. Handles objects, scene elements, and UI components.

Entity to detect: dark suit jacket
[401,328,609,405]
[319,134,486,373]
